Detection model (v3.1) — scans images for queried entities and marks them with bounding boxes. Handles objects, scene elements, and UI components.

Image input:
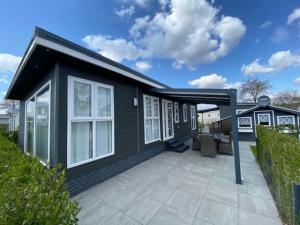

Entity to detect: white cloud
[260,21,272,29]
[241,50,300,76]
[0,53,21,73]
[115,6,135,18]
[171,61,183,69]
[294,76,300,86]
[82,35,148,62]
[0,75,9,84]
[188,73,241,89]
[270,27,289,43]
[83,0,246,69]
[158,0,169,8]
[135,60,152,72]
[287,8,300,25]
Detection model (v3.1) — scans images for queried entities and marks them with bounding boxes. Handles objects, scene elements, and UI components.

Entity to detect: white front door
[162,99,174,140]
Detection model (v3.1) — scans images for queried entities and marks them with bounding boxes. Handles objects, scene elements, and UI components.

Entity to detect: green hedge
[0,133,80,225]
[256,126,300,225]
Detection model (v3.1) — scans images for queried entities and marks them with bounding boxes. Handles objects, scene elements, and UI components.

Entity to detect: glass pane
[74,81,92,117]
[279,116,293,125]
[71,122,93,164]
[145,97,152,117]
[26,98,35,155]
[153,99,159,117]
[145,119,152,142]
[96,121,112,157]
[35,86,50,163]
[153,119,160,140]
[167,103,173,136]
[97,86,111,117]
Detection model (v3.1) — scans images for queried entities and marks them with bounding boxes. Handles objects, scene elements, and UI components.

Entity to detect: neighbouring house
[197,106,220,125]
[5,27,242,195]
[215,96,300,141]
[0,113,19,131]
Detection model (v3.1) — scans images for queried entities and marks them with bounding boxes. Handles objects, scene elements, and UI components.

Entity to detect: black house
[6,27,242,195]
[217,96,300,142]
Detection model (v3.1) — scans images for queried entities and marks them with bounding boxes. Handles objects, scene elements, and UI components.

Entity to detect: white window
[258,114,271,126]
[68,77,114,168]
[277,116,295,126]
[238,117,252,128]
[183,104,187,122]
[190,105,196,130]
[143,95,161,144]
[25,82,51,165]
[174,102,179,123]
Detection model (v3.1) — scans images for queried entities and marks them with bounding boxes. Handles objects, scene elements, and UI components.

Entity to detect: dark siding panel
[58,62,140,181]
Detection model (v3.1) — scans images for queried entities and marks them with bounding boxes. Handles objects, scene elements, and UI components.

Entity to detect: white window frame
[257,113,271,127]
[67,76,115,168]
[238,117,252,129]
[183,104,187,122]
[143,94,161,144]
[236,109,246,114]
[174,102,179,123]
[277,115,295,126]
[24,81,51,166]
[190,105,196,130]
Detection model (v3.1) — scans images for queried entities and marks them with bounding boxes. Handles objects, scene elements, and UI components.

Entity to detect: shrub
[256,126,300,225]
[0,133,80,225]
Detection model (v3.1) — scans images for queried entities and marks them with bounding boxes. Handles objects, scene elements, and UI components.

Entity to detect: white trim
[143,94,161,144]
[162,99,174,141]
[35,37,166,89]
[238,129,253,133]
[174,102,179,123]
[237,117,252,129]
[276,115,295,126]
[24,80,51,166]
[67,76,115,168]
[236,109,246,114]
[183,104,187,122]
[257,113,271,127]
[190,105,196,130]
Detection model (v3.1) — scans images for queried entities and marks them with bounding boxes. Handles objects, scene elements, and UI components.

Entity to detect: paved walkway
[75,141,282,225]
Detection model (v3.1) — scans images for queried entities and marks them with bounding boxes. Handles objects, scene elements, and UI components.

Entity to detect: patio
[75,141,282,225]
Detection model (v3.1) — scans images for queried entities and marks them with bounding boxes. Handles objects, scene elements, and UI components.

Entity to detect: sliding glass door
[162,99,174,140]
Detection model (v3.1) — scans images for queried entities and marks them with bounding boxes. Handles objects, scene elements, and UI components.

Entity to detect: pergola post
[229,89,242,184]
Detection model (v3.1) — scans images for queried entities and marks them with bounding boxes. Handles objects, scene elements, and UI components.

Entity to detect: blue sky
[1,0,300,100]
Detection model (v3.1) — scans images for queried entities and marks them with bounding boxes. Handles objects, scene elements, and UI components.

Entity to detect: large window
[258,114,271,126]
[144,95,160,144]
[183,104,187,122]
[68,77,114,167]
[277,116,295,126]
[174,102,179,123]
[25,82,51,165]
[238,117,252,128]
[190,105,196,130]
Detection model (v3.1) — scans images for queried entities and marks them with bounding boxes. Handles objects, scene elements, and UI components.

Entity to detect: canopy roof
[151,88,234,105]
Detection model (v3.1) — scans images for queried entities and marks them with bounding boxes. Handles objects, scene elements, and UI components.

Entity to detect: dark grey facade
[11,28,201,195]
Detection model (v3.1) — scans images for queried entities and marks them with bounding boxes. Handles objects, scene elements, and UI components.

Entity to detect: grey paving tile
[103,211,140,225]
[123,196,162,224]
[238,210,282,225]
[176,178,207,197]
[238,183,273,200]
[196,199,238,225]
[167,189,203,217]
[142,183,175,204]
[193,218,214,225]
[203,185,238,208]
[78,201,118,225]
[239,194,279,217]
[148,206,194,225]
[155,174,182,189]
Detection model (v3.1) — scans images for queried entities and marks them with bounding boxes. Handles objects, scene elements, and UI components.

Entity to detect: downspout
[229,89,242,184]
